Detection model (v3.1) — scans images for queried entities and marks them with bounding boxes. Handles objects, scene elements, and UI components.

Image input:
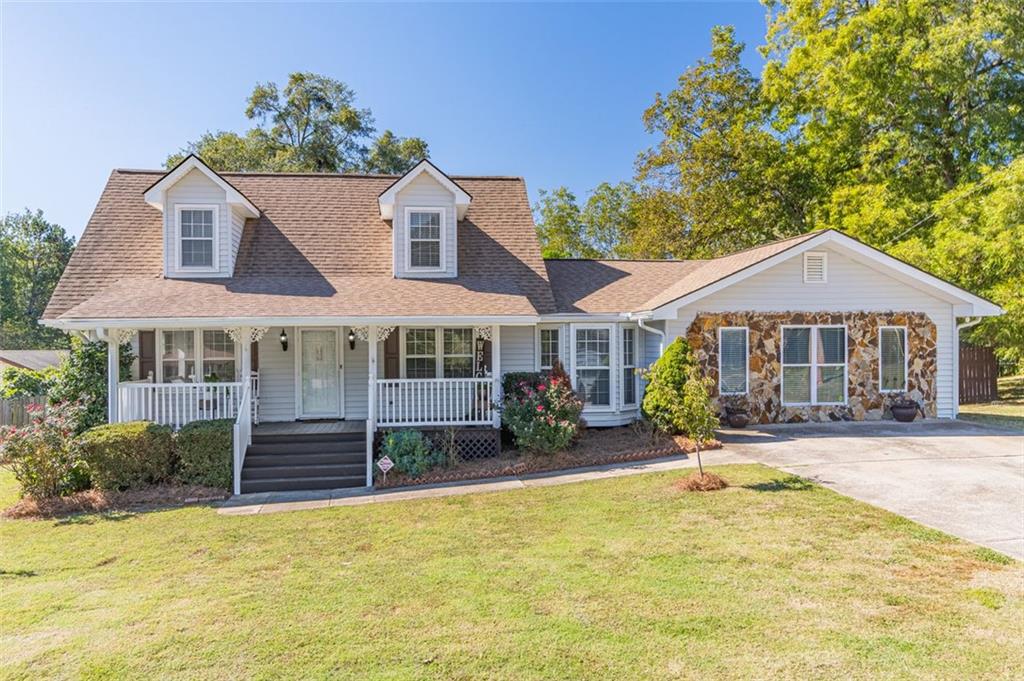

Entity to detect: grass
[958,375,1024,430]
[2,466,1022,680]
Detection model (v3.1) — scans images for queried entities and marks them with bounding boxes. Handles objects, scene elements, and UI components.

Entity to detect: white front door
[298,328,343,418]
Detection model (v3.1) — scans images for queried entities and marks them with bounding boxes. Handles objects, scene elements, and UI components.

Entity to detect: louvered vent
[803,252,827,283]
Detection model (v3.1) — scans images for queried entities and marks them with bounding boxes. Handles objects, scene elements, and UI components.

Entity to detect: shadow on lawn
[53,510,137,527]
[743,475,816,493]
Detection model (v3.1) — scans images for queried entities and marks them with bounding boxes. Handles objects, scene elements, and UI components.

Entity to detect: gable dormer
[378,160,471,279]
[143,155,259,279]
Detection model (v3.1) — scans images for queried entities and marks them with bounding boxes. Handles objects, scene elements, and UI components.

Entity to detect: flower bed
[1,484,228,520]
[375,426,721,489]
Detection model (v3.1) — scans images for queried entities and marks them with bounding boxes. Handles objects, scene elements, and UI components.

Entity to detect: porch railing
[376,378,494,427]
[233,381,252,496]
[118,381,244,429]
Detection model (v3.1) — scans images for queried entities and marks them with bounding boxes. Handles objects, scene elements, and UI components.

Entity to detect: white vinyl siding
[393,172,457,279]
[718,327,748,395]
[163,168,232,278]
[229,207,245,274]
[665,246,958,417]
[256,327,296,422]
[499,325,536,375]
[343,329,369,419]
[879,326,908,393]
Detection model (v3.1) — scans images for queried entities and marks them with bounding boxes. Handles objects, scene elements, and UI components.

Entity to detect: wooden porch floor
[254,420,367,435]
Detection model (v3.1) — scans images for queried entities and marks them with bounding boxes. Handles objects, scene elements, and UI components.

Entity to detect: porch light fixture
[348,328,356,350]
[279,329,288,352]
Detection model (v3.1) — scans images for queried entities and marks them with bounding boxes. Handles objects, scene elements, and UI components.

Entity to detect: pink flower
[25,403,43,413]
[536,405,544,412]
[537,384,546,392]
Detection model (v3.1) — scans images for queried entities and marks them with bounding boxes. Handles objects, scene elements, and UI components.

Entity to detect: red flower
[536,405,544,412]
[537,383,546,391]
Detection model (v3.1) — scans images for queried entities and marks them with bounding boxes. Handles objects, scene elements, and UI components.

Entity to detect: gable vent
[803,252,827,283]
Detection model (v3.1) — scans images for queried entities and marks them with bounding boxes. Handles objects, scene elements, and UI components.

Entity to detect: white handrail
[376,377,494,427]
[117,381,244,429]
[233,381,252,496]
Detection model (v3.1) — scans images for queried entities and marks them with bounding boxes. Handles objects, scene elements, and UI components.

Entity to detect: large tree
[167,72,429,174]
[0,210,74,349]
[534,182,639,259]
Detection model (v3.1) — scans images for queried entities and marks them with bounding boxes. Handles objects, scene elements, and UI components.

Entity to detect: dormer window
[177,205,218,270]
[406,208,444,270]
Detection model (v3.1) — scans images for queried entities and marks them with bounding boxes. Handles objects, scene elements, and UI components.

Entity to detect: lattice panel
[375,427,501,462]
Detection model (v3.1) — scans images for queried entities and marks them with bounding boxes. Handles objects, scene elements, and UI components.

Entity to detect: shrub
[501,371,583,454]
[0,400,90,498]
[176,419,234,489]
[48,337,134,433]
[0,365,58,399]
[379,430,444,478]
[640,337,697,434]
[502,371,547,400]
[80,421,175,491]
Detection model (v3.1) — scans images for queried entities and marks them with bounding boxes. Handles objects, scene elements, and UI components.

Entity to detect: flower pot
[891,405,918,422]
[727,411,750,428]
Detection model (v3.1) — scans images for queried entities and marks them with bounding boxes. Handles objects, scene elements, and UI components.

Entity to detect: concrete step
[240,475,366,494]
[242,463,365,480]
[246,440,364,456]
[244,452,364,467]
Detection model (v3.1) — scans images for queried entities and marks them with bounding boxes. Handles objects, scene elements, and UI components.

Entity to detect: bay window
[575,327,611,407]
[719,327,748,394]
[879,326,907,392]
[782,326,847,405]
[621,326,638,406]
[539,326,561,371]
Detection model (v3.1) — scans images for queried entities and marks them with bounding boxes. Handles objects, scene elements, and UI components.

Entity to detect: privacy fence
[959,346,999,404]
[0,395,47,427]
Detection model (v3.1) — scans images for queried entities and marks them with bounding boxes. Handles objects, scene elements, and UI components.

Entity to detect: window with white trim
[782,326,847,404]
[404,328,437,378]
[202,330,236,383]
[407,209,443,269]
[177,207,216,269]
[719,327,748,394]
[575,327,611,407]
[621,327,638,406]
[442,328,474,378]
[879,326,907,392]
[539,327,560,370]
[161,330,196,382]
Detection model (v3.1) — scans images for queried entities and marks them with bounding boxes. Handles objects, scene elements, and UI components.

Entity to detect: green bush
[379,430,444,478]
[176,419,234,489]
[501,371,583,454]
[49,337,134,433]
[0,365,58,399]
[0,400,90,498]
[640,337,698,434]
[80,421,175,491]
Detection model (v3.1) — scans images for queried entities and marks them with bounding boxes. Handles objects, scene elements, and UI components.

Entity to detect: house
[41,155,1001,494]
[0,350,68,372]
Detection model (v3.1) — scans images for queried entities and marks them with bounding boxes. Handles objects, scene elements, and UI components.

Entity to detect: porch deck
[254,420,368,436]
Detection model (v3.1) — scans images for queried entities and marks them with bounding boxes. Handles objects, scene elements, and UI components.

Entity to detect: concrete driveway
[718,420,1024,559]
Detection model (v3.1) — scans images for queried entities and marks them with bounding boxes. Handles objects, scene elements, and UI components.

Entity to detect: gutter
[952,316,983,417]
[630,313,666,356]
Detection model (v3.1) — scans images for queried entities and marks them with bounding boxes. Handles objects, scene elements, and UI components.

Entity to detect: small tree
[48,337,133,433]
[640,337,697,434]
[677,371,719,478]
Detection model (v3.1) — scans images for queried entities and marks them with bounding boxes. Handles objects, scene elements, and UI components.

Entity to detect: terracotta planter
[726,411,750,428]
[891,404,919,422]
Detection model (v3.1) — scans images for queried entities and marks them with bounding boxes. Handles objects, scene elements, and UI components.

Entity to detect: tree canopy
[0,210,74,349]
[534,0,1023,365]
[167,72,429,175]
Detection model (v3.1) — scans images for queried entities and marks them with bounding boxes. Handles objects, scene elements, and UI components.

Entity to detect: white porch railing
[118,381,244,429]
[376,378,494,427]
[233,380,253,496]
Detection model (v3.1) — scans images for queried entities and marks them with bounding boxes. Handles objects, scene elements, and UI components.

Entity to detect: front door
[299,329,342,418]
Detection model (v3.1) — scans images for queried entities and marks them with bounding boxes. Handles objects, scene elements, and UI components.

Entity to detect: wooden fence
[0,395,48,427]
[959,346,999,404]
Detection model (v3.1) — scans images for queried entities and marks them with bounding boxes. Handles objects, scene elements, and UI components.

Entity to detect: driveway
[718,420,1024,559]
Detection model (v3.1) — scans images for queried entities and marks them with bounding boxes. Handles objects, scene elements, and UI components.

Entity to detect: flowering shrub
[501,370,583,454]
[0,400,90,498]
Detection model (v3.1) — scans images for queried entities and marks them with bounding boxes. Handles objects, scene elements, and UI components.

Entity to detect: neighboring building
[0,350,67,372]
[41,155,1001,493]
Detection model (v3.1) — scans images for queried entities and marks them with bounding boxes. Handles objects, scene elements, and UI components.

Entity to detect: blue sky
[1,2,767,240]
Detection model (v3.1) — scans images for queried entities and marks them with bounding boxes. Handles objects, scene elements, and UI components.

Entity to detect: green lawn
[2,465,1021,680]
[959,375,1024,430]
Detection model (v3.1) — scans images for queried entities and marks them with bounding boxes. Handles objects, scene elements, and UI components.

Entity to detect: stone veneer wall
[687,311,938,423]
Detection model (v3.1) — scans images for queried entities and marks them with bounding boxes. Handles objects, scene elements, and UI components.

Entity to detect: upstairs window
[879,326,907,392]
[177,206,216,269]
[719,327,748,395]
[406,208,443,270]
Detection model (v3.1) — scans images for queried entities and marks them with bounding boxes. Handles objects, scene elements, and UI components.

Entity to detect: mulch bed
[674,471,730,492]
[377,426,721,489]
[2,485,229,520]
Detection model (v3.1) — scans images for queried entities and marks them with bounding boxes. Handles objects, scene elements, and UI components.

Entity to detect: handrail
[376,377,494,427]
[233,381,252,496]
[117,381,244,429]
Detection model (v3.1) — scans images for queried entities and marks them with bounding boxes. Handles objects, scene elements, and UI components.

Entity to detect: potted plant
[889,393,924,422]
[720,394,751,429]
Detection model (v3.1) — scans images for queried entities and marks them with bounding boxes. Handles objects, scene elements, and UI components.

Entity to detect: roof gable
[378,159,472,220]
[143,154,259,218]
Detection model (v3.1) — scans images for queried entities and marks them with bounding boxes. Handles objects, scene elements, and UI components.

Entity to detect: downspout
[633,314,666,356]
[953,316,983,418]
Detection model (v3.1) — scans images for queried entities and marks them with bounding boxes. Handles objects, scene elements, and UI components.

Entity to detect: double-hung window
[782,326,847,404]
[575,327,611,407]
[404,328,437,378]
[539,326,561,371]
[403,327,475,378]
[719,327,748,394]
[879,326,908,392]
[177,206,216,269]
[407,209,443,270]
[159,330,237,383]
[621,327,638,406]
[202,330,236,383]
[161,330,196,382]
[442,328,474,378]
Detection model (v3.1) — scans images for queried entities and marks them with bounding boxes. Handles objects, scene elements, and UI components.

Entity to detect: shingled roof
[45,169,556,320]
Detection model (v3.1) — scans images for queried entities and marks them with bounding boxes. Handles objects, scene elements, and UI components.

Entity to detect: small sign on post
[376,455,394,485]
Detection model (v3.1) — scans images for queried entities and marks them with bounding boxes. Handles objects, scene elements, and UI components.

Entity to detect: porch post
[106,332,119,424]
[491,324,501,428]
[366,324,378,487]
[239,327,252,385]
